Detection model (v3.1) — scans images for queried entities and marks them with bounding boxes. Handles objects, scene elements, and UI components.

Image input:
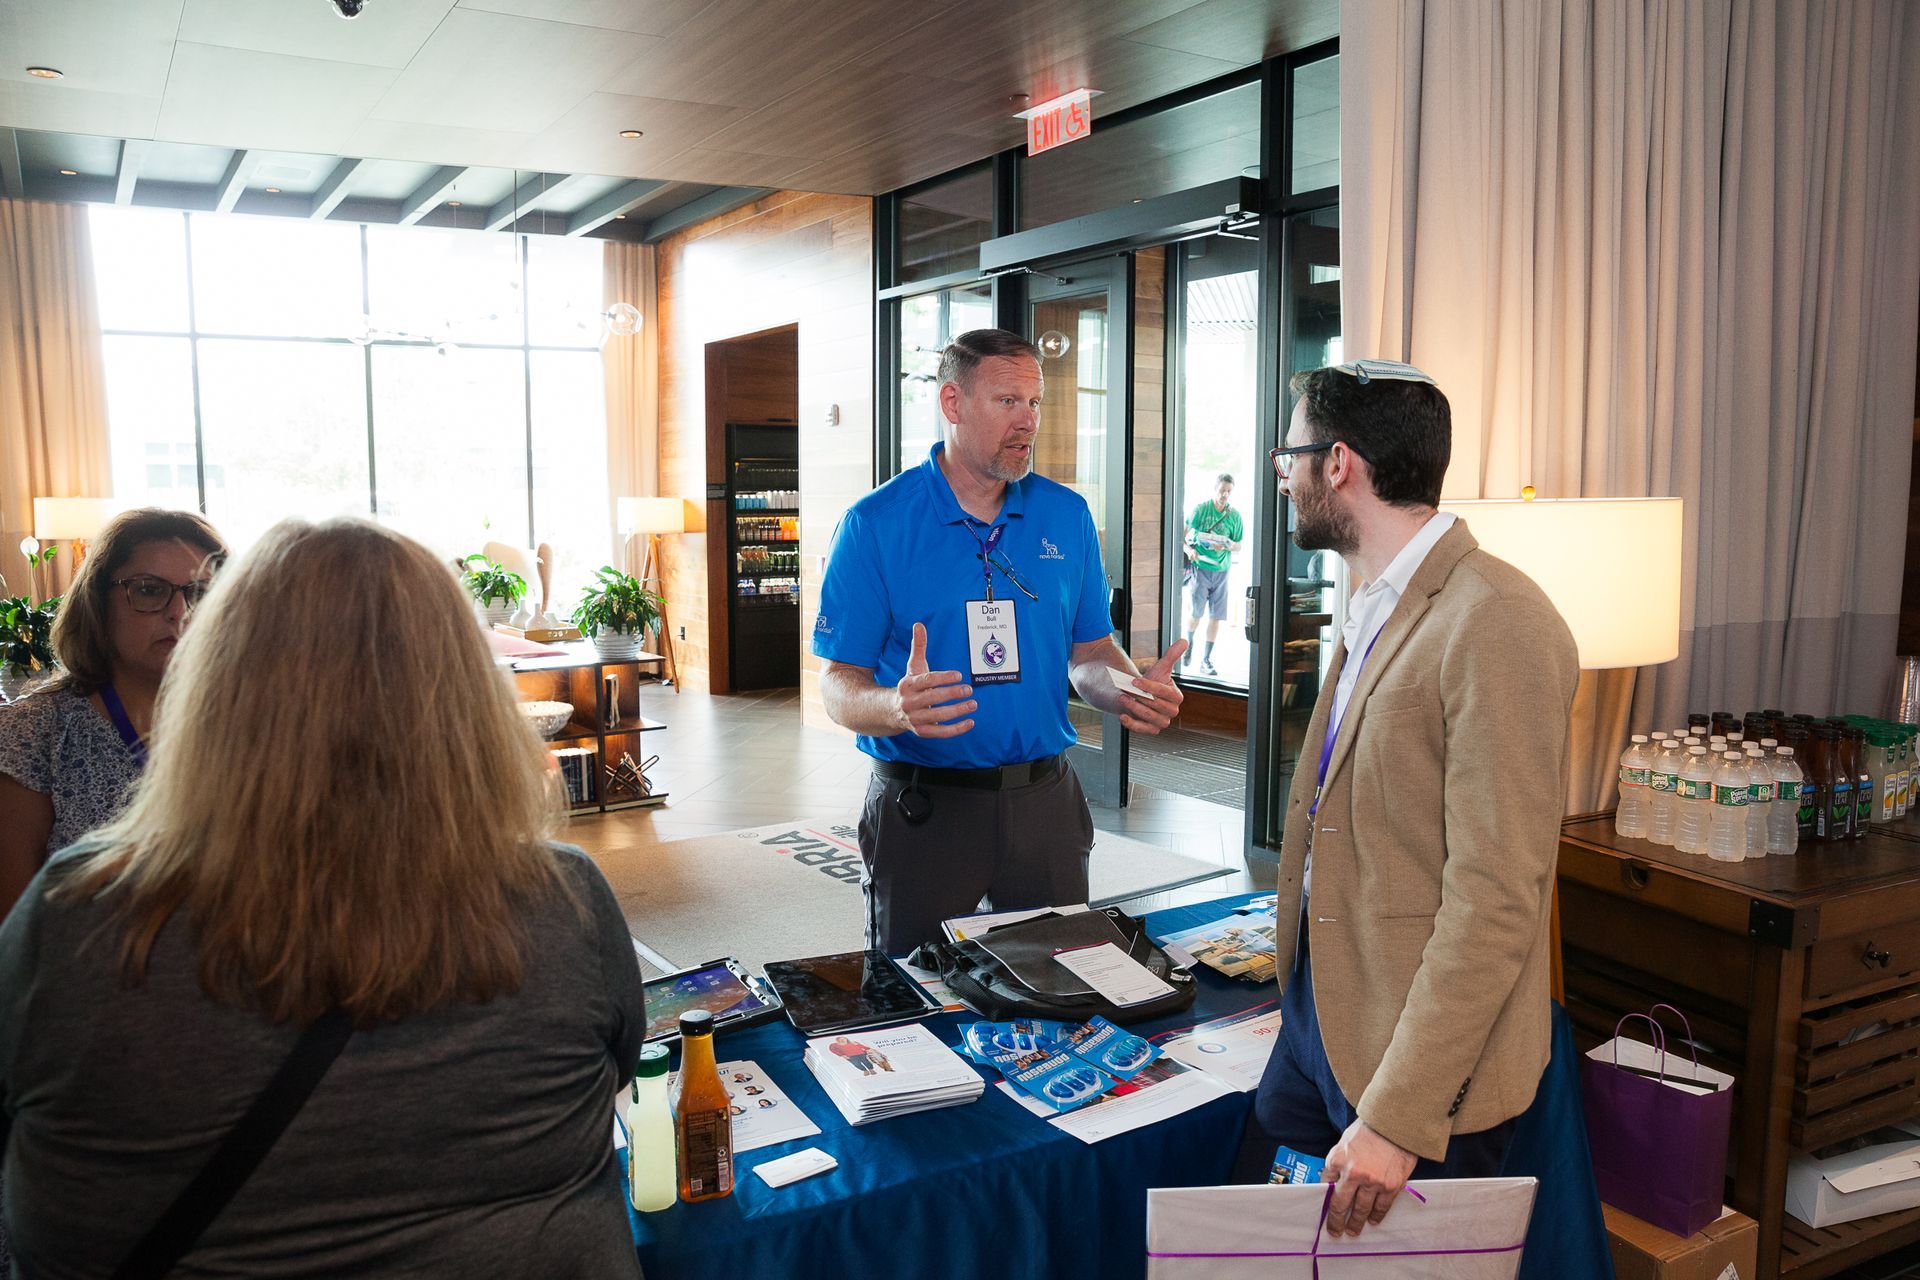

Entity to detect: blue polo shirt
[812,443,1114,769]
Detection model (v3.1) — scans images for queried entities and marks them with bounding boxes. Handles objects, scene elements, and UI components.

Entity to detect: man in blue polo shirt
[815,328,1187,952]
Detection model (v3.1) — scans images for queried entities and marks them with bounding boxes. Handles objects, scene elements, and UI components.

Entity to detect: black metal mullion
[874,192,900,483]
[179,212,208,512]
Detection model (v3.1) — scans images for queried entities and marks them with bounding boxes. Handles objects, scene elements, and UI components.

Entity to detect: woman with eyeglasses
[0,507,226,919]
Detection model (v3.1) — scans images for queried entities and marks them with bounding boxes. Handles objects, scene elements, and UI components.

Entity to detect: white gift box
[1785,1129,1920,1228]
[1147,1177,1538,1279]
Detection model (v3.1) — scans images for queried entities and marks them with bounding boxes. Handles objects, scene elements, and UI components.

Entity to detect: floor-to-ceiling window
[87,206,611,602]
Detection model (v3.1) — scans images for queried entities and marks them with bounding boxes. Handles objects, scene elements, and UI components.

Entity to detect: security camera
[331,0,368,17]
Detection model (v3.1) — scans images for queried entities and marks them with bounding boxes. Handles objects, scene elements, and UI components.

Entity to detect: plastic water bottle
[1673,746,1714,855]
[625,1044,677,1212]
[1744,745,1773,858]
[1615,735,1652,838]
[1647,735,1683,845]
[1769,746,1803,855]
[1706,752,1749,862]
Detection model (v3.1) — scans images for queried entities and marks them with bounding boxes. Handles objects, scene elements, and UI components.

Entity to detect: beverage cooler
[726,423,800,690]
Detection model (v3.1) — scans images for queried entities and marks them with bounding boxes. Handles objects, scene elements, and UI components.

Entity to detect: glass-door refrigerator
[726,423,800,690]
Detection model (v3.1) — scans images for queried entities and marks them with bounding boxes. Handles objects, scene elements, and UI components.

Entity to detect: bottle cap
[1631,734,1649,743]
[1760,738,1778,748]
[1777,746,1794,756]
[1688,745,1707,755]
[636,1043,670,1079]
[679,1008,716,1037]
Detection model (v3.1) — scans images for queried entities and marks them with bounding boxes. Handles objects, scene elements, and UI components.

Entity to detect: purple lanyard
[1148,1183,1523,1274]
[1310,628,1384,816]
[99,683,148,769]
[964,521,1007,600]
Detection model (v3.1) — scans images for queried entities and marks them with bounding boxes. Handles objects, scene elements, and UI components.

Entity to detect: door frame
[1024,255,1133,809]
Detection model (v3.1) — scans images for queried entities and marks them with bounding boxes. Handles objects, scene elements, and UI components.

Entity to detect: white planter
[591,629,643,662]
[475,601,516,628]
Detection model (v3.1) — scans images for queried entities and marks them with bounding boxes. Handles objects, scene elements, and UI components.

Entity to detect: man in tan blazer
[1257,360,1578,1239]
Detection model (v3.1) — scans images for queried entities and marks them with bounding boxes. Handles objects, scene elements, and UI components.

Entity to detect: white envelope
[1147,1177,1538,1279]
[1785,1134,1920,1228]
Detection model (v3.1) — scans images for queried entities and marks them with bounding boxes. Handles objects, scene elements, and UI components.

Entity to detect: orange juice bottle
[671,1009,734,1201]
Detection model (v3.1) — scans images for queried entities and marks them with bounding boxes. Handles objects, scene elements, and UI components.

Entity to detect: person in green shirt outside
[1182,473,1244,677]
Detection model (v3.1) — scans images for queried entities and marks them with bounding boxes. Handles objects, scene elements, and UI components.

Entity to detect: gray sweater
[0,841,646,1278]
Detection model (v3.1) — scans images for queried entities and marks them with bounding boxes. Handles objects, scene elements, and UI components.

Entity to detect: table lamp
[1436,492,1683,669]
[616,496,688,685]
[33,497,120,566]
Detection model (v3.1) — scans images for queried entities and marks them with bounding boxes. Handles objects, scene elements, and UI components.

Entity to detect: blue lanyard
[99,683,148,769]
[963,521,1008,601]
[1309,628,1384,816]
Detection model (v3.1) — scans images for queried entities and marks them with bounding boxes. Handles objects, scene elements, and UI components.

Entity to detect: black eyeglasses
[1269,440,1335,477]
[112,575,213,614]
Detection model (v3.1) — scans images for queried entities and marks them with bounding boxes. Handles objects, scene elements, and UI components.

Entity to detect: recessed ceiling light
[618,129,643,139]
[448,200,462,207]
[1007,93,1031,107]
[615,214,627,219]
[26,67,62,79]
[265,186,281,193]
[58,169,77,176]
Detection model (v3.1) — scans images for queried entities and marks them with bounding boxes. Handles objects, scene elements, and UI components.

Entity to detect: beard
[1289,475,1356,555]
[986,448,1034,483]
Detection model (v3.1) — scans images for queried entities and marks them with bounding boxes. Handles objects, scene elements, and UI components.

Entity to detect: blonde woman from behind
[0,518,645,1279]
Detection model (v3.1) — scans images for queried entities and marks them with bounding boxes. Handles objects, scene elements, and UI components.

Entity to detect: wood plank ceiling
[0,0,1336,226]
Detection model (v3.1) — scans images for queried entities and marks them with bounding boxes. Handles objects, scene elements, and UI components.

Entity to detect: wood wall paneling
[1131,245,1167,666]
[654,190,872,728]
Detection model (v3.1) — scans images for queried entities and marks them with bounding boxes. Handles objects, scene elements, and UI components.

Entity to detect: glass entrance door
[1027,257,1131,808]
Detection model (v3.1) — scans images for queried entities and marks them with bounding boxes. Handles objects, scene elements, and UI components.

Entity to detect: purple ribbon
[1148,1184,1523,1275]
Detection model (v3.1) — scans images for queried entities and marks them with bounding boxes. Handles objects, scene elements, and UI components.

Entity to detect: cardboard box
[1784,1128,1920,1228]
[1604,1204,1758,1280]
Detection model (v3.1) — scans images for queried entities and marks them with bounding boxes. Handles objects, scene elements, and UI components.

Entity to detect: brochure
[1270,1144,1327,1185]
[1004,1046,1117,1113]
[1160,1006,1285,1092]
[998,1056,1235,1145]
[1062,1016,1161,1080]
[957,1019,1077,1064]
[896,960,970,1014]
[614,1058,819,1156]
[1158,911,1281,983]
[942,903,1089,942]
[801,1022,984,1125]
[1053,941,1176,1006]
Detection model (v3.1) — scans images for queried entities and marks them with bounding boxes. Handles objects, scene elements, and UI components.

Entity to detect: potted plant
[570,566,662,662]
[460,554,527,628]
[1,562,60,703]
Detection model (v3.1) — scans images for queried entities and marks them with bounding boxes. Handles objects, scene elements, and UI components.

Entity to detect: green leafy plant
[1,593,60,675]
[459,554,527,608]
[570,566,662,638]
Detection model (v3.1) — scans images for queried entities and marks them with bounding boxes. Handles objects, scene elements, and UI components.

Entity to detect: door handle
[1109,586,1129,635]
[1244,584,1258,644]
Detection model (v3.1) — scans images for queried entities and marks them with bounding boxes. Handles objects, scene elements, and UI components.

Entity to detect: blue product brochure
[957,1019,1076,1064]
[1062,1016,1161,1080]
[1003,1047,1116,1113]
[1270,1145,1327,1185]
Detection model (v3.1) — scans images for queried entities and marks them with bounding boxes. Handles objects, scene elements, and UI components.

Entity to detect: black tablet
[761,949,939,1037]
[640,958,783,1043]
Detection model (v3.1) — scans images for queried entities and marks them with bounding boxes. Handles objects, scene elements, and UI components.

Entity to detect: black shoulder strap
[112,1008,354,1280]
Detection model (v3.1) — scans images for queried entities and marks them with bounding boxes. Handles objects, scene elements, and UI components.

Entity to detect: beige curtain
[1342,0,1920,812]
[0,198,112,599]
[602,241,660,568]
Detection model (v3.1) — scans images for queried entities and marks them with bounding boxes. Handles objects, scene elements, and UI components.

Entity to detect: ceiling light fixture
[265,186,281,193]
[58,169,77,176]
[448,200,462,207]
[1007,93,1031,107]
[618,129,643,139]
[615,214,627,219]
[26,67,62,79]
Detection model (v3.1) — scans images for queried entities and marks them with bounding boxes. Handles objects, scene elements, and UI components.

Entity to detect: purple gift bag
[1579,1003,1734,1238]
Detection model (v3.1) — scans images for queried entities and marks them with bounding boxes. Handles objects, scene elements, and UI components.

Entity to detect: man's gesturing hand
[1117,641,1186,735]
[1321,1119,1418,1238]
[895,622,976,739]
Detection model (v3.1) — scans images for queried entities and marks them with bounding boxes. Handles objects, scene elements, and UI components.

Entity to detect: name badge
[966,599,1021,684]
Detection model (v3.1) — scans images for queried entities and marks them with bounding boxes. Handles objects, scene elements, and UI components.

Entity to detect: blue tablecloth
[624,894,1612,1280]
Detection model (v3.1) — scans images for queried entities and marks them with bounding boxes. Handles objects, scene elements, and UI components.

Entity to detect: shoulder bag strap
[112,1008,355,1280]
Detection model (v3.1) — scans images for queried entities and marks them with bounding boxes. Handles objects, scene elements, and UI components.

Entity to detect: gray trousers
[857,761,1095,954]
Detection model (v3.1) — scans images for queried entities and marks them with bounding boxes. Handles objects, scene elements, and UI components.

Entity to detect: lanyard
[962,520,1036,603]
[99,683,148,769]
[1308,627,1384,817]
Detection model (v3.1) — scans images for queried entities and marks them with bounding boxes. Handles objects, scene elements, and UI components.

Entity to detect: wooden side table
[506,643,669,814]
[1557,812,1920,1279]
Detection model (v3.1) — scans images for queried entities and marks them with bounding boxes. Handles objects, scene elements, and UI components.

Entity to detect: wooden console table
[1557,812,1920,1279]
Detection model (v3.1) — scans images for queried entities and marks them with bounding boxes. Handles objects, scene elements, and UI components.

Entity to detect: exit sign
[1026,89,1093,156]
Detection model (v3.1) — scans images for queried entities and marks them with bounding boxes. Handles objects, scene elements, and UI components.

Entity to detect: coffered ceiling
[0,0,1335,236]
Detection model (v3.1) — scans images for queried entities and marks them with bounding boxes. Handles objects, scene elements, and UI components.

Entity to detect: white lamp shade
[616,496,687,536]
[1436,497,1683,669]
[33,497,120,541]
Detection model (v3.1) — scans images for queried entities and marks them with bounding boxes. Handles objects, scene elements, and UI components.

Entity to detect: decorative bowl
[520,700,574,738]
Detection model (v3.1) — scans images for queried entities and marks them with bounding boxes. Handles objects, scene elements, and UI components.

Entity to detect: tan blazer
[1271,520,1578,1162]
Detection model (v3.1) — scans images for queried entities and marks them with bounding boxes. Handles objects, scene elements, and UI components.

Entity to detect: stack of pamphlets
[1157,898,1281,983]
[802,1023,984,1125]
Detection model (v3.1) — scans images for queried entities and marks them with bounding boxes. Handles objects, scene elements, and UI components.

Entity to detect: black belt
[873,753,1065,791]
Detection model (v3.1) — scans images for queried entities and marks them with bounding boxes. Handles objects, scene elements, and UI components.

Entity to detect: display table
[1558,811,1920,1280]
[503,642,668,814]
[624,895,1611,1280]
